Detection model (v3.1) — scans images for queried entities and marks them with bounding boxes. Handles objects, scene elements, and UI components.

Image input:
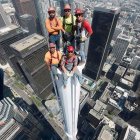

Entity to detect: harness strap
[50,51,59,65]
[63,15,74,32]
[76,19,85,34]
[64,55,76,65]
[49,17,58,27]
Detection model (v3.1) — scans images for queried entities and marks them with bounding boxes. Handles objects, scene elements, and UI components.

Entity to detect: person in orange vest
[61,46,83,87]
[75,8,93,63]
[44,43,62,80]
[46,7,63,50]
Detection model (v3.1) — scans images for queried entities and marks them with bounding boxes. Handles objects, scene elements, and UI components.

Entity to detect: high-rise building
[112,34,132,64]
[97,125,118,140]
[0,68,4,100]
[113,66,126,83]
[0,24,27,82]
[122,125,140,140]
[0,97,43,140]
[34,0,50,36]
[2,3,19,25]
[12,0,42,34]
[11,33,52,99]
[12,0,37,20]
[19,14,36,35]
[0,3,10,28]
[0,0,10,3]
[131,55,140,70]
[83,7,120,80]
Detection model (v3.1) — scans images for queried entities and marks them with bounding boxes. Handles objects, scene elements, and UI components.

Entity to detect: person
[61,46,83,87]
[75,8,93,63]
[61,4,76,52]
[44,43,62,80]
[45,7,63,50]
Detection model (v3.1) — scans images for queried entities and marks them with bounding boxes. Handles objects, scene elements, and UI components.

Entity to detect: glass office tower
[83,7,120,80]
[0,69,4,100]
[11,34,52,99]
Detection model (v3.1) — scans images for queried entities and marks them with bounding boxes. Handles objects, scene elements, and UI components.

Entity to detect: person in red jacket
[75,8,93,63]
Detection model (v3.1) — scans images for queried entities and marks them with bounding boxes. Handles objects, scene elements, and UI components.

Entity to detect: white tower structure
[54,65,84,140]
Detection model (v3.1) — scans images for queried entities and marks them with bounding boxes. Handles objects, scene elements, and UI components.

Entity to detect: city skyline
[0,0,140,140]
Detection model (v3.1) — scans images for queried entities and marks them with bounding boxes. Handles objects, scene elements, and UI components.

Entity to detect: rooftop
[118,34,133,42]
[123,68,136,82]
[2,3,15,14]
[94,100,107,112]
[102,63,112,73]
[123,125,140,140]
[98,125,116,140]
[120,78,133,87]
[94,5,120,14]
[100,89,111,103]
[89,100,107,120]
[0,24,19,35]
[115,86,125,93]
[108,98,122,110]
[10,33,45,52]
[115,66,126,76]
[82,75,95,91]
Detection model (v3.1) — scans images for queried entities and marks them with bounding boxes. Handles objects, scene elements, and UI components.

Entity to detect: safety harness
[49,17,59,27]
[63,55,76,65]
[49,51,60,65]
[63,15,74,32]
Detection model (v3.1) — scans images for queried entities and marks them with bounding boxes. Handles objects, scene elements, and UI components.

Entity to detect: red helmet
[67,46,74,52]
[75,8,84,15]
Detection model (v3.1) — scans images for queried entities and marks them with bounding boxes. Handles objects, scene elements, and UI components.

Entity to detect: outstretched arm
[61,56,67,73]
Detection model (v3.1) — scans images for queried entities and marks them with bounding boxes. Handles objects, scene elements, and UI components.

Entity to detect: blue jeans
[49,34,60,50]
[51,64,59,77]
[76,42,86,62]
[63,70,83,86]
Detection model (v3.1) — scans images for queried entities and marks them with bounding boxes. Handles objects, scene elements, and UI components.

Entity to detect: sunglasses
[64,9,71,12]
[50,47,55,49]
[75,14,83,17]
[48,11,55,14]
[68,51,74,53]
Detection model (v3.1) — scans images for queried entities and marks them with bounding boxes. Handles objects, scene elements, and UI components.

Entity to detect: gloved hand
[69,71,74,76]
[64,70,69,75]
[81,36,88,42]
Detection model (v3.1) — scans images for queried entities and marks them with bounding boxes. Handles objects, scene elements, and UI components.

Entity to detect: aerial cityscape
[0,0,140,140]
